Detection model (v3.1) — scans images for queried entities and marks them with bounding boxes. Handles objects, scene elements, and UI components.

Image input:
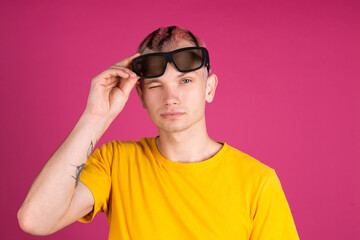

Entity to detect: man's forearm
[18,112,108,234]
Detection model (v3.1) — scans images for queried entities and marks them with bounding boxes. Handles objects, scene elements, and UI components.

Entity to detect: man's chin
[157,123,190,134]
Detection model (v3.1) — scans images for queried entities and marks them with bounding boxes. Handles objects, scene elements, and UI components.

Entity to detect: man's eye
[182,79,191,84]
[149,85,161,89]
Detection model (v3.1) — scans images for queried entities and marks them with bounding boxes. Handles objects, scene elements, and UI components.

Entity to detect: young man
[18,26,300,239]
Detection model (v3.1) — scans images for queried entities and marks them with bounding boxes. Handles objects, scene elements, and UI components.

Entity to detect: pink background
[1,0,359,239]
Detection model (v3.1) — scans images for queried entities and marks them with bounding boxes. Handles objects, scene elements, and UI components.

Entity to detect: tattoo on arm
[71,141,94,188]
[71,163,85,188]
[87,140,94,159]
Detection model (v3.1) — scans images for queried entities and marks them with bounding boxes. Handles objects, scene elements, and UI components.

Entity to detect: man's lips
[160,112,185,119]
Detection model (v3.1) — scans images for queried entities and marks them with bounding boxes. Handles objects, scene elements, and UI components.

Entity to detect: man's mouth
[160,112,185,119]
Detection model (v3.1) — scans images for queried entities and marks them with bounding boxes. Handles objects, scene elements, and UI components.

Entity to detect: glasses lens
[173,48,204,72]
[136,55,166,77]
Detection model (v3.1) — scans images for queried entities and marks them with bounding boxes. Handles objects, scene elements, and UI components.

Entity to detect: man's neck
[156,121,223,163]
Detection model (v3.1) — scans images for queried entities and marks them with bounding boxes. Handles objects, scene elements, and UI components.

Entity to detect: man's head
[134,26,218,134]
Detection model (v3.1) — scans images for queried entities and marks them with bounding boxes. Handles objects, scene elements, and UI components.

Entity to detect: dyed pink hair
[137,26,206,53]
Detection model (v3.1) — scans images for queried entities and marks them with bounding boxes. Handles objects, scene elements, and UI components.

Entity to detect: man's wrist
[77,112,110,140]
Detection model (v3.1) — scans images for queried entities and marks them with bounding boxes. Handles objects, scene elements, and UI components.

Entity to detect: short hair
[137,26,206,53]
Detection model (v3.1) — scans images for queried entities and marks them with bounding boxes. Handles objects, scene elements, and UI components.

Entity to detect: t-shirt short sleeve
[77,142,114,223]
[250,170,300,240]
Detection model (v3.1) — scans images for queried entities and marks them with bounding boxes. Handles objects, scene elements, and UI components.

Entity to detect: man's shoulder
[223,143,274,176]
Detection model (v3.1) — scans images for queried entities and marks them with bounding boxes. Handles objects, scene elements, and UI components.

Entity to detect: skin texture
[137,41,210,133]
[136,40,221,163]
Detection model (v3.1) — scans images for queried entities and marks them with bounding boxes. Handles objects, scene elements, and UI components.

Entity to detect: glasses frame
[132,47,210,78]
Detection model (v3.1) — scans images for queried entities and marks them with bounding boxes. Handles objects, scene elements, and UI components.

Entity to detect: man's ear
[135,83,147,109]
[205,73,218,103]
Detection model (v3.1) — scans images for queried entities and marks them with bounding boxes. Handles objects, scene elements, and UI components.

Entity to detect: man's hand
[84,53,141,123]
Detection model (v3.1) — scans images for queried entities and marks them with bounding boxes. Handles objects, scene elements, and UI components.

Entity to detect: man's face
[136,40,217,134]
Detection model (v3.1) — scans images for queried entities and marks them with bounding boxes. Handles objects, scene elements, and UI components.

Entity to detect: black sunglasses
[132,47,210,78]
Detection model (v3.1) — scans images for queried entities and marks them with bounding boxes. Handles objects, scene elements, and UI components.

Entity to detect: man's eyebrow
[176,72,187,77]
[175,71,197,78]
[143,79,161,85]
[143,72,195,85]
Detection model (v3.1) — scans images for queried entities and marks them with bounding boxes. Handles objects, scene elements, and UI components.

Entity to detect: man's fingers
[107,68,139,96]
[113,52,141,68]
[93,68,134,85]
[108,66,136,78]
[121,75,139,97]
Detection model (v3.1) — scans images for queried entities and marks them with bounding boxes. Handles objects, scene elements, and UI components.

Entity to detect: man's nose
[162,63,180,105]
[163,85,180,105]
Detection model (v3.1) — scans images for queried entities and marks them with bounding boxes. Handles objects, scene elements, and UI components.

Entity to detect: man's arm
[17,53,140,235]
[250,170,299,240]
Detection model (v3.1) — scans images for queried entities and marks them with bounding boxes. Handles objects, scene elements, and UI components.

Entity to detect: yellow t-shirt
[78,137,299,240]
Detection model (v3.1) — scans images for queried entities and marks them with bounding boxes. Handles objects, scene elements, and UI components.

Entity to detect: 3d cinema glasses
[132,47,210,78]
